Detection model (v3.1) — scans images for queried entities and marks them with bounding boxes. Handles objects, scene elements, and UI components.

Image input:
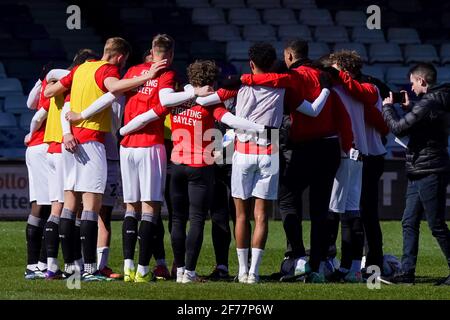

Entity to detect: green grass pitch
[0,221,449,300]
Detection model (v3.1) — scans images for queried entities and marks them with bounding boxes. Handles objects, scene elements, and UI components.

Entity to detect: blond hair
[152,34,174,54]
[103,37,131,57]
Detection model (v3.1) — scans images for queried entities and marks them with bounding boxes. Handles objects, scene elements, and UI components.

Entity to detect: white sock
[124,259,135,270]
[75,259,84,272]
[248,248,264,276]
[97,247,109,270]
[237,248,249,276]
[217,264,228,272]
[37,261,47,271]
[156,259,167,267]
[350,260,361,273]
[27,263,38,271]
[295,256,308,270]
[47,258,59,273]
[137,264,149,276]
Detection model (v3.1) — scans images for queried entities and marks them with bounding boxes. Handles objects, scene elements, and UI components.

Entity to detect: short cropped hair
[409,62,437,85]
[152,34,174,54]
[187,60,219,87]
[284,39,309,60]
[248,42,277,72]
[69,48,100,69]
[103,37,131,57]
[330,50,363,75]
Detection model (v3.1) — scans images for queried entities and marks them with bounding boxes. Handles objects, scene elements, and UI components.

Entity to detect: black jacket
[383,84,450,177]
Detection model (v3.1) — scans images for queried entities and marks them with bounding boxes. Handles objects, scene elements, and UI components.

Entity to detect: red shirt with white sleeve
[28,79,49,147]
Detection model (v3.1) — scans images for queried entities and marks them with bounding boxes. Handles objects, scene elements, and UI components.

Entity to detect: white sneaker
[176,268,185,283]
[294,258,311,276]
[237,273,248,284]
[182,272,199,284]
[247,273,259,284]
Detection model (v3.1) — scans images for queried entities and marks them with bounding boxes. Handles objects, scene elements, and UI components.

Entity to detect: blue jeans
[402,173,450,274]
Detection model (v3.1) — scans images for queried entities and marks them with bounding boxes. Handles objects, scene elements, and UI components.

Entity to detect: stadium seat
[4,96,28,114]
[226,41,252,61]
[263,9,297,25]
[404,44,439,64]
[282,0,317,9]
[176,0,210,8]
[369,43,403,63]
[0,112,17,128]
[229,8,262,25]
[436,67,450,84]
[278,25,312,41]
[0,40,29,59]
[231,61,252,74]
[31,39,66,59]
[270,42,286,59]
[19,112,34,130]
[0,147,26,159]
[386,67,410,85]
[440,44,450,64]
[208,25,241,41]
[335,10,366,27]
[334,43,368,62]
[362,65,385,81]
[0,78,23,97]
[189,41,225,60]
[352,27,385,44]
[387,28,421,45]
[308,42,330,60]
[211,0,245,8]
[243,25,277,42]
[314,26,349,43]
[247,0,281,9]
[11,24,49,40]
[192,8,226,25]
[0,62,6,78]
[299,9,334,26]
[389,0,422,13]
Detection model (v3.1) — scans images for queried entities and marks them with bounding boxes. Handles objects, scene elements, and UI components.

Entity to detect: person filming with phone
[382,63,450,286]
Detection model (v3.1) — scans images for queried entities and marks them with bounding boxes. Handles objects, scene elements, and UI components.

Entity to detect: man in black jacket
[382,63,450,285]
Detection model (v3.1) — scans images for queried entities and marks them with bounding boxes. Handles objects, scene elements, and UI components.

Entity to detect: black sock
[350,216,364,262]
[26,215,44,266]
[326,212,340,254]
[74,218,82,261]
[80,211,98,266]
[122,212,139,260]
[44,215,60,259]
[59,209,76,264]
[153,216,166,261]
[138,214,158,267]
[340,215,352,270]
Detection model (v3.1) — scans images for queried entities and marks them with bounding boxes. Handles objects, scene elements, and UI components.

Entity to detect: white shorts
[47,152,64,203]
[63,141,107,194]
[26,144,50,205]
[103,160,120,207]
[329,158,363,213]
[120,145,167,203]
[231,151,279,200]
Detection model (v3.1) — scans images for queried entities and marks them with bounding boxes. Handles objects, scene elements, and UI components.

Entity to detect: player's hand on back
[65,111,83,123]
[63,133,78,153]
[194,85,215,97]
[147,59,168,79]
[24,133,31,146]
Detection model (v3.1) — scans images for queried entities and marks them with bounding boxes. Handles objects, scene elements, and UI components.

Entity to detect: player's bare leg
[97,205,122,279]
[135,201,161,282]
[234,198,251,283]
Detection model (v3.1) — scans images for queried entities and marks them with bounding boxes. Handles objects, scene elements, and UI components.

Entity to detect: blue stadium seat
[315,26,349,43]
[11,24,49,40]
[436,67,450,84]
[211,0,245,8]
[192,8,226,25]
[335,10,366,27]
[308,42,330,60]
[352,27,385,44]
[31,39,66,59]
[387,28,421,45]
[208,25,242,41]
[4,96,28,114]
[0,78,23,97]
[19,112,34,130]
[404,44,439,64]
[0,40,29,59]
[189,41,225,60]
[440,44,450,64]
[247,0,281,9]
[176,0,210,8]
[334,43,368,62]
[278,25,312,41]
[243,25,277,42]
[0,112,17,128]
[226,41,252,61]
[0,147,26,159]
[362,65,385,81]
[282,0,317,9]
[229,8,262,25]
[386,67,410,85]
[231,61,252,74]
[263,9,297,25]
[369,43,403,63]
[299,9,334,26]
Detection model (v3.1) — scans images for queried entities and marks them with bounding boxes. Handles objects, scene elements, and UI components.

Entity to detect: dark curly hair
[330,50,363,75]
[248,42,277,73]
[187,60,219,87]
